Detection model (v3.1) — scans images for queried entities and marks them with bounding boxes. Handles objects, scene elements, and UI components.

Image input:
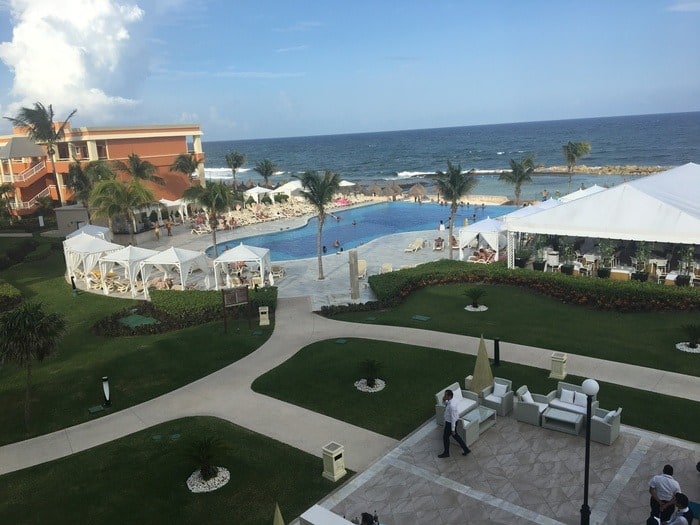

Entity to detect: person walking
[649,464,681,522]
[164,219,172,236]
[154,223,161,241]
[438,389,470,458]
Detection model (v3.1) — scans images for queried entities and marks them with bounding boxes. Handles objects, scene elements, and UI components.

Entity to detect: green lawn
[0,245,271,445]
[252,338,699,442]
[331,283,700,376]
[0,417,346,525]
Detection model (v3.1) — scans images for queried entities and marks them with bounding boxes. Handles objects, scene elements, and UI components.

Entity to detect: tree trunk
[210,212,219,257]
[447,203,457,260]
[317,213,325,280]
[49,151,66,206]
[24,360,32,432]
[128,212,136,245]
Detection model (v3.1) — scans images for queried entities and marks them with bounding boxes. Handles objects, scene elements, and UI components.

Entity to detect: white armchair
[480,377,514,416]
[590,407,622,445]
[514,385,554,427]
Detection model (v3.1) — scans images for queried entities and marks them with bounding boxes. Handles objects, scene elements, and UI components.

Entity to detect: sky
[0,0,699,141]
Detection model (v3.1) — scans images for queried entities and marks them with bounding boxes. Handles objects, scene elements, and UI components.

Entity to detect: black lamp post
[580,378,599,525]
[102,376,111,407]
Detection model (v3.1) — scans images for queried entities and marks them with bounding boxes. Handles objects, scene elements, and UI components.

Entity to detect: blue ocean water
[201,112,700,202]
[212,201,513,261]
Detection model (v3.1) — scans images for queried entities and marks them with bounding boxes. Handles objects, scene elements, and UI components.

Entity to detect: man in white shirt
[438,389,470,458]
[664,493,694,525]
[649,464,681,522]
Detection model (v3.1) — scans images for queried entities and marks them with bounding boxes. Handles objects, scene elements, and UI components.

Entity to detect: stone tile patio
[323,416,699,525]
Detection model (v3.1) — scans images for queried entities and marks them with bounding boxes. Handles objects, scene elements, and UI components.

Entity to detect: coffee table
[463,406,497,434]
[542,407,584,435]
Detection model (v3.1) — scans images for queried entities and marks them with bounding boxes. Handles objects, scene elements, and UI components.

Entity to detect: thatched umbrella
[367,182,382,196]
[408,183,427,198]
[390,181,404,196]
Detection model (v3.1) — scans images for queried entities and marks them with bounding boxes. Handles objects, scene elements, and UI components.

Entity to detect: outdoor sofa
[435,382,478,426]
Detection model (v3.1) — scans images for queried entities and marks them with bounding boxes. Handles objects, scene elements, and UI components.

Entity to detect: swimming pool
[213,201,515,261]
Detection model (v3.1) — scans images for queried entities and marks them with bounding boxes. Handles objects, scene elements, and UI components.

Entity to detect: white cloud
[667,1,700,11]
[0,0,145,121]
[276,45,308,53]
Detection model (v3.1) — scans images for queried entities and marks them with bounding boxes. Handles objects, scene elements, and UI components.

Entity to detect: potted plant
[676,245,694,286]
[597,238,615,278]
[632,241,650,281]
[514,248,532,268]
[559,238,576,275]
[532,235,547,271]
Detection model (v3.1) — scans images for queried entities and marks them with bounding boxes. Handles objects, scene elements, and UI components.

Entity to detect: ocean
[201,112,700,202]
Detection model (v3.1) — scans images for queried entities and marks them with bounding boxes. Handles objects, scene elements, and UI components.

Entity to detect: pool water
[213,201,515,261]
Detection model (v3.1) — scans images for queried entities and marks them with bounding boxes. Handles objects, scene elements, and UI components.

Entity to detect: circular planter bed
[464,305,488,312]
[354,378,386,393]
[186,467,230,493]
[675,342,700,354]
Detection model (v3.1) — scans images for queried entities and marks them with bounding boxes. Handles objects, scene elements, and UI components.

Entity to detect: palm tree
[254,159,277,188]
[90,178,155,245]
[170,153,201,184]
[65,159,116,213]
[0,302,66,431]
[499,154,540,206]
[113,153,164,185]
[4,102,77,206]
[182,182,233,257]
[562,141,591,191]
[434,161,477,260]
[296,170,340,280]
[0,182,15,223]
[225,151,246,189]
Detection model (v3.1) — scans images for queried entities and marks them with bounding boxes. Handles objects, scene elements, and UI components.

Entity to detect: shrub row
[0,238,39,270]
[24,242,53,262]
[92,286,278,337]
[0,281,22,312]
[347,260,699,313]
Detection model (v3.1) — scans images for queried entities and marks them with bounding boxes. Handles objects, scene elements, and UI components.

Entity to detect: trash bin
[322,441,347,482]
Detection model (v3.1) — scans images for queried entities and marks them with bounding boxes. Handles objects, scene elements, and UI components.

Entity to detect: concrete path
[1,295,698,477]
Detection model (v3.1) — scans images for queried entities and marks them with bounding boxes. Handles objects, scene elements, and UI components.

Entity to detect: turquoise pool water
[212,201,514,261]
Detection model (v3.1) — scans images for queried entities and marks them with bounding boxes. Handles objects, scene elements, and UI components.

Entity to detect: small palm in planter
[464,287,487,308]
[681,323,700,349]
[185,436,229,484]
[360,358,383,388]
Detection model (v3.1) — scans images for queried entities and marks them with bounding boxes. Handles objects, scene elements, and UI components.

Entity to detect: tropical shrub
[184,436,228,481]
[464,287,486,307]
[681,323,700,348]
[359,358,383,388]
[0,281,22,312]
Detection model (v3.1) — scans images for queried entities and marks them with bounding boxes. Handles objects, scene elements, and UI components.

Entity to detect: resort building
[0,122,204,216]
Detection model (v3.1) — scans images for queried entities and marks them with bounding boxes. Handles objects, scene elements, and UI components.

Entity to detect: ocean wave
[496,151,505,155]
[395,170,433,179]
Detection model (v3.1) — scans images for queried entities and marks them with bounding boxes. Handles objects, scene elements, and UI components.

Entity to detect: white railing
[9,186,53,210]
[1,160,47,184]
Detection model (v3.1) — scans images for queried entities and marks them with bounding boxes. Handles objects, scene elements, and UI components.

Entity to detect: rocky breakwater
[539,165,670,175]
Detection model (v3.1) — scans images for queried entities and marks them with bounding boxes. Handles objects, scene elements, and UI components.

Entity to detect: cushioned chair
[514,385,554,427]
[590,407,622,445]
[434,382,478,426]
[480,377,514,416]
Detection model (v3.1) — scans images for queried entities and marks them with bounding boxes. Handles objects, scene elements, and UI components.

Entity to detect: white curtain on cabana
[139,246,211,299]
[98,246,158,296]
[63,232,122,286]
[213,242,271,289]
[457,217,507,261]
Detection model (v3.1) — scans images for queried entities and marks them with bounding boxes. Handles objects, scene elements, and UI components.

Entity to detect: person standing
[649,464,681,522]
[438,389,470,458]
[164,219,172,236]
[664,493,694,525]
[154,223,161,241]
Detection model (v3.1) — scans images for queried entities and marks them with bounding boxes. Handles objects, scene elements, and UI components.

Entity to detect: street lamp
[580,378,599,525]
[102,376,111,407]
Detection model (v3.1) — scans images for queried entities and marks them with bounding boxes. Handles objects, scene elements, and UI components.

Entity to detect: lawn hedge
[92,286,278,336]
[0,238,39,270]
[0,281,22,312]
[329,259,699,314]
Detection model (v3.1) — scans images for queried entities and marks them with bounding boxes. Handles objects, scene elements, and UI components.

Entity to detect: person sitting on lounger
[434,236,444,249]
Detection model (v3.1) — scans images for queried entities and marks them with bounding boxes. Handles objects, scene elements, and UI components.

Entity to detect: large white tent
[270,180,303,199]
[66,224,112,241]
[213,242,271,289]
[558,184,608,203]
[139,247,211,298]
[63,233,122,287]
[501,198,561,223]
[244,185,273,203]
[98,246,158,296]
[457,217,507,261]
[505,163,700,266]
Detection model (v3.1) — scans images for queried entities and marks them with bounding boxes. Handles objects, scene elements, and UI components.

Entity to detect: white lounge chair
[380,263,393,274]
[357,260,367,279]
[404,238,423,253]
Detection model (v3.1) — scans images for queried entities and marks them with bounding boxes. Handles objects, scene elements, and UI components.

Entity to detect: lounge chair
[357,259,367,279]
[380,263,393,274]
[433,238,445,251]
[271,265,286,279]
[404,238,423,253]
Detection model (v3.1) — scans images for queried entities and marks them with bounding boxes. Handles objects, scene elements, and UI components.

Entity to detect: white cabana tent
[270,180,304,199]
[213,242,271,289]
[505,163,700,267]
[66,224,112,241]
[139,246,211,299]
[159,198,189,220]
[98,246,158,296]
[501,198,561,223]
[244,185,273,203]
[63,233,122,286]
[558,184,608,203]
[457,217,507,261]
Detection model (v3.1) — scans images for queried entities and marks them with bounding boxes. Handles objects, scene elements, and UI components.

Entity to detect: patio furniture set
[434,378,622,446]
